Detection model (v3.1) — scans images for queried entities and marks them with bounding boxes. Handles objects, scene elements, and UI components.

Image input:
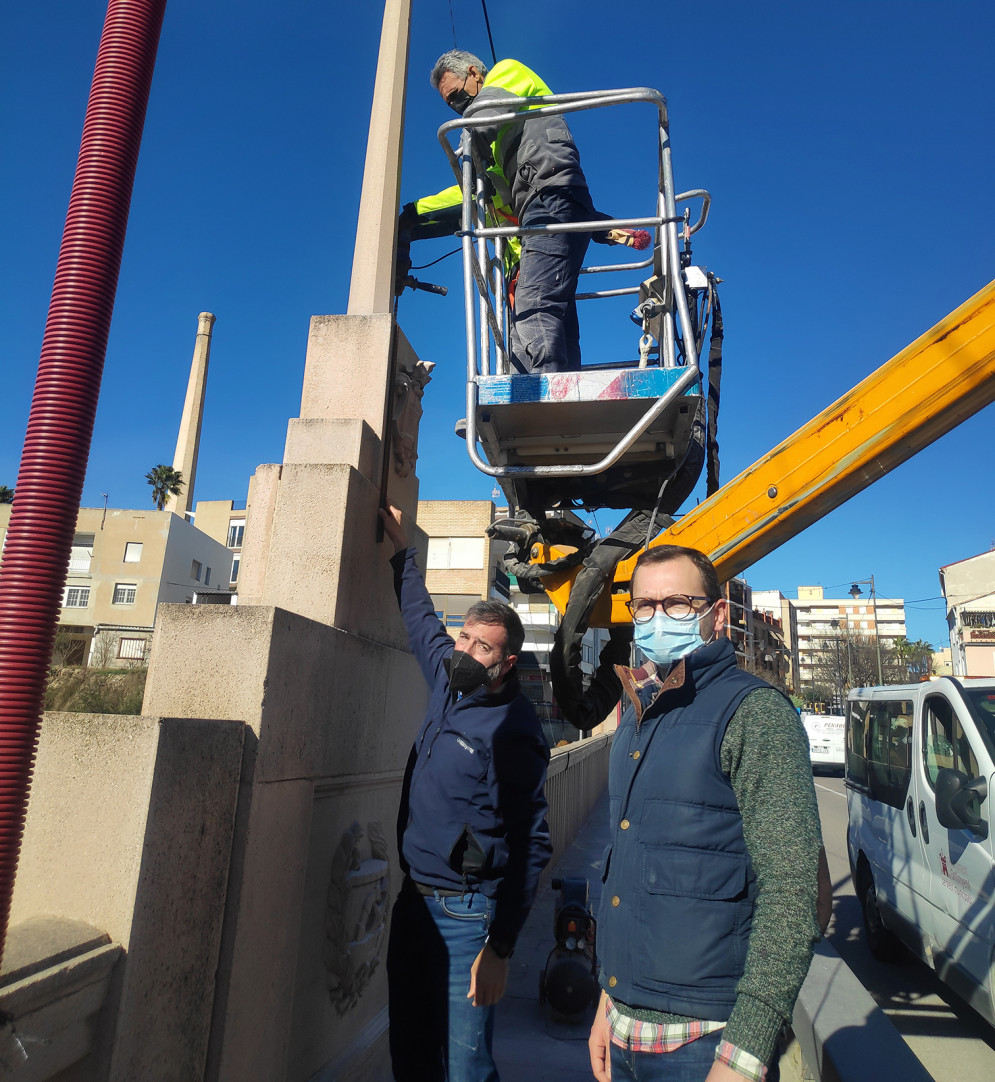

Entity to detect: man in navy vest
[589,545,822,1082]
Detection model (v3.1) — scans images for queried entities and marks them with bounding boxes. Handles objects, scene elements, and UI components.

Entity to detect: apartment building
[0,504,233,667]
[939,549,995,677]
[790,584,906,692]
[722,579,792,693]
[417,500,511,623]
[191,497,250,589]
[752,589,800,690]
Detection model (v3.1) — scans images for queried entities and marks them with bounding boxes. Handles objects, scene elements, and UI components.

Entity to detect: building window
[113,583,137,605]
[230,555,240,584]
[124,542,143,563]
[227,520,245,548]
[68,533,94,573]
[427,537,486,570]
[205,567,212,586]
[191,559,202,581]
[118,638,147,661]
[63,585,91,608]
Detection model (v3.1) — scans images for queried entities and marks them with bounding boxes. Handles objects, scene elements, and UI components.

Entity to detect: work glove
[394,239,412,296]
[605,228,651,250]
[394,203,417,296]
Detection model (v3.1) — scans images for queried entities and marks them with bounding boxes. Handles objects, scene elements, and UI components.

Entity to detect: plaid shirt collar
[614,657,688,725]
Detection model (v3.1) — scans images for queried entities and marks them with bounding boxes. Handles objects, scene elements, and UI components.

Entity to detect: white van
[845,678,995,1027]
[802,713,845,770]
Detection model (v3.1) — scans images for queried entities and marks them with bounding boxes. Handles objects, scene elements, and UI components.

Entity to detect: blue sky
[3,1,993,648]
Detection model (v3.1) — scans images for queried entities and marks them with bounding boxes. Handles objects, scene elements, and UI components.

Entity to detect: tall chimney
[166,311,215,519]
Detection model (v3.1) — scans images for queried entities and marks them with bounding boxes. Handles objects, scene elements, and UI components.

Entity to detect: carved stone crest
[324,820,390,1015]
[391,358,435,478]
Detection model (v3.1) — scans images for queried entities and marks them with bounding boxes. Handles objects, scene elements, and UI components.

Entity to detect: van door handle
[919,801,930,845]
[906,796,917,836]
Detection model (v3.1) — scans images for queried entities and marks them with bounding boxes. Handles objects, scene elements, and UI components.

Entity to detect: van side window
[923,696,979,789]
[865,699,913,808]
[963,688,995,759]
[846,699,869,787]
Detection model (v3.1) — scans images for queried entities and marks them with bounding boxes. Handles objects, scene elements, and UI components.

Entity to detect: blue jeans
[509,188,594,373]
[387,881,497,1081]
[610,1031,723,1080]
[610,1031,781,1081]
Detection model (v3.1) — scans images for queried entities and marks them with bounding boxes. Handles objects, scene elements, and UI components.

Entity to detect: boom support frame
[541,279,995,624]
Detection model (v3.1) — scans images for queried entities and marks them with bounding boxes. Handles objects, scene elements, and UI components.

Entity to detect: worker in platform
[398,50,648,374]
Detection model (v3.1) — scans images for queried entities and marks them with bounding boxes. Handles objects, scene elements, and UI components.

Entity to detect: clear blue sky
[3,1,993,648]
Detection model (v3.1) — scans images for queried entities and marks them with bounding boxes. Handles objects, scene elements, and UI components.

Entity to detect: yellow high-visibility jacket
[403,59,592,272]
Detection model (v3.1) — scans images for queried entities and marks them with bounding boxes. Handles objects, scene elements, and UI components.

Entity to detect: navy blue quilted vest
[598,637,766,1019]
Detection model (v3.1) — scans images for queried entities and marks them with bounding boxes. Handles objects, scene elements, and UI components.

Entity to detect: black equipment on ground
[538,877,599,1018]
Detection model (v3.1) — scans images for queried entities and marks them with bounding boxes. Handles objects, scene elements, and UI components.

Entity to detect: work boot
[454,418,467,439]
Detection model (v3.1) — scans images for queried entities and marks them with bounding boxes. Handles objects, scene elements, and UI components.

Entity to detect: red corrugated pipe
[0,0,166,963]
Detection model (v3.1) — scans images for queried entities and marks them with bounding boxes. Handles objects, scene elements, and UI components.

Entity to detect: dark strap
[409,878,464,898]
[705,276,723,497]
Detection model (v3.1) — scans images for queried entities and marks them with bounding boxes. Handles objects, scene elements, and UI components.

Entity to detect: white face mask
[633,602,716,666]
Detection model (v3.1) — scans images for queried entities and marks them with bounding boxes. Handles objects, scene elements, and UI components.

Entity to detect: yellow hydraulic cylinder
[543,279,995,626]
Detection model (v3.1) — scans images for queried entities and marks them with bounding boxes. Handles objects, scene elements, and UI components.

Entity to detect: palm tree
[145,465,184,511]
[0,485,14,504]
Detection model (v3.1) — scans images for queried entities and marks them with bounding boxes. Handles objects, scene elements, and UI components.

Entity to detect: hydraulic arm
[543,277,995,626]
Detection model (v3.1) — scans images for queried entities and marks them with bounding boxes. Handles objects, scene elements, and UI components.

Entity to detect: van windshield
[963,687,995,758]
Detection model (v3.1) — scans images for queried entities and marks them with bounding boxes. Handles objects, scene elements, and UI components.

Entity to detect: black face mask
[444,650,501,695]
[448,88,473,115]
[446,74,474,116]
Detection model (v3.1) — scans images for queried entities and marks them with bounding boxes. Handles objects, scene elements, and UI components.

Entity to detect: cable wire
[411,247,461,270]
[480,0,497,64]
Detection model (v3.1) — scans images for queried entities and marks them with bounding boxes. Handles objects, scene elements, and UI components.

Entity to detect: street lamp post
[850,577,884,684]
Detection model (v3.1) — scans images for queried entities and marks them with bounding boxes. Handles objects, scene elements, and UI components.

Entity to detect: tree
[890,636,935,683]
[809,628,896,710]
[0,485,13,504]
[145,465,184,511]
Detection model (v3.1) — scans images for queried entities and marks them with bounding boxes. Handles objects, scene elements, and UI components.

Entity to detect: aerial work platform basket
[436,86,718,521]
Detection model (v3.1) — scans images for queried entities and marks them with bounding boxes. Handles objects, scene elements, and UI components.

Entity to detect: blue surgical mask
[634,605,715,667]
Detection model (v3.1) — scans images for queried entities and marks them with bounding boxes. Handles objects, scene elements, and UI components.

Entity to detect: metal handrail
[440,85,708,479]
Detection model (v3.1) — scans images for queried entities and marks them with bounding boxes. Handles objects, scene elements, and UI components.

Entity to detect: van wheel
[860,872,903,962]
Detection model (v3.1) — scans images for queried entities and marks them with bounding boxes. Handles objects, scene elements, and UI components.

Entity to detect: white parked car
[845,678,995,1027]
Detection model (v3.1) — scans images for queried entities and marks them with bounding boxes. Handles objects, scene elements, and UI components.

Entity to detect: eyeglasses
[626,594,712,623]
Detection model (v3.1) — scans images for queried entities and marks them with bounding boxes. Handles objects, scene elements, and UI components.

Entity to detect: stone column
[165,311,215,520]
[347,0,411,316]
[139,1,431,1079]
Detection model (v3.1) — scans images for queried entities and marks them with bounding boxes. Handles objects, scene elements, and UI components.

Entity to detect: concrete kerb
[791,938,935,1082]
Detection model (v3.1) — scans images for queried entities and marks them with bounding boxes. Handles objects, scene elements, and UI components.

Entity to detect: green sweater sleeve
[719,688,823,1063]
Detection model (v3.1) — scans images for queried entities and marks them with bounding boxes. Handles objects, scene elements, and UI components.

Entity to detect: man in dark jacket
[379,502,551,1082]
[398,50,647,374]
[589,545,822,1082]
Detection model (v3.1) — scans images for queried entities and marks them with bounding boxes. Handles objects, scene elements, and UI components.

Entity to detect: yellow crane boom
[543,278,995,625]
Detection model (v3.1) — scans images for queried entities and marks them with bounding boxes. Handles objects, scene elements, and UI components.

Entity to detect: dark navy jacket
[598,638,767,1019]
[391,548,551,945]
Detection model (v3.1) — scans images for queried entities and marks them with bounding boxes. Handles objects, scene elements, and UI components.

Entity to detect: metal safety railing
[436,87,710,481]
